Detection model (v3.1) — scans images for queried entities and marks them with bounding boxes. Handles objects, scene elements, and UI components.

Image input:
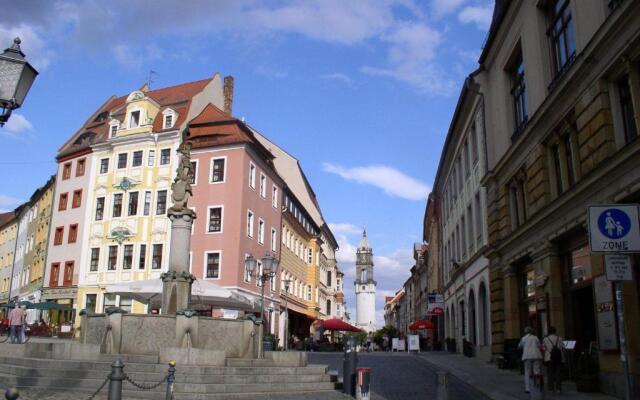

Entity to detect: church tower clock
[355,228,376,333]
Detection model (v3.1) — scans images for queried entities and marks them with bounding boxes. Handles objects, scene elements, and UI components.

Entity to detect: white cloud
[430,0,466,17]
[1,113,33,136]
[254,65,289,79]
[361,22,456,95]
[328,223,362,235]
[458,5,493,30]
[321,73,353,86]
[336,234,358,267]
[112,43,166,69]
[323,163,430,201]
[0,194,21,212]
[0,23,54,70]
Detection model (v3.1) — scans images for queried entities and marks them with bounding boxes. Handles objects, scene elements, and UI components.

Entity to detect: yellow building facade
[0,216,17,302]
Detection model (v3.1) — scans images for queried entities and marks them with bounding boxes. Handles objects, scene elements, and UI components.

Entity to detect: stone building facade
[479,0,640,396]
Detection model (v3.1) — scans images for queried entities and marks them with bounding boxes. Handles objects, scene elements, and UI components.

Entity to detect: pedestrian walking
[518,326,542,394]
[8,304,25,344]
[543,326,565,393]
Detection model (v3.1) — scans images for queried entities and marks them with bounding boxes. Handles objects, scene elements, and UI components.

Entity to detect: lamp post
[244,252,279,358]
[282,279,291,351]
[0,37,39,127]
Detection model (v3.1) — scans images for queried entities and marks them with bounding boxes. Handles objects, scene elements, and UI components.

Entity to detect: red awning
[409,320,435,330]
[316,318,362,332]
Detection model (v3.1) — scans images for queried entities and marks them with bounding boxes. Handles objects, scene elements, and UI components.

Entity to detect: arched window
[478,282,489,346]
[468,289,477,345]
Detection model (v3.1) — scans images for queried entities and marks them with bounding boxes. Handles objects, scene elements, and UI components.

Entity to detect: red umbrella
[409,320,435,330]
[317,318,362,332]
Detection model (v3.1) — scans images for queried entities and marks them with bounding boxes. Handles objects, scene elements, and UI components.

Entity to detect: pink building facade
[188,104,284,334]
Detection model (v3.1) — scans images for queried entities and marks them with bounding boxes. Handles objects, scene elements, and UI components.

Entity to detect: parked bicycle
[0,324,30,344]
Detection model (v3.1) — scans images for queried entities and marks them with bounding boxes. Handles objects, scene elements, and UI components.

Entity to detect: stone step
[1,364,333,384]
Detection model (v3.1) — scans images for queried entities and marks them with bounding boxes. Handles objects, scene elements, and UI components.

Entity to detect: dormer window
[162,108,176,129]
[130,111,140,128]
[110,124,117,138]
[109,119,119,138]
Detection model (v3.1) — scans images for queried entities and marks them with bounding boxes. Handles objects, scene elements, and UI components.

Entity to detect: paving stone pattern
[308,352,489,400]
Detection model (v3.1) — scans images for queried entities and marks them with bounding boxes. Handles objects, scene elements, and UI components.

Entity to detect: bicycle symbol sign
[588,205,640,253]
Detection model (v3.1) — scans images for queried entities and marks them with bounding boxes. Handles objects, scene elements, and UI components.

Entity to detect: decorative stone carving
[168,143,196,218]
[113,177,140,192]
[108,227,135,245]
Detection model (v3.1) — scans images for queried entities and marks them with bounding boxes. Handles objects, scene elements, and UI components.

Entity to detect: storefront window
[570,245,592,285]
[119,297,132,313]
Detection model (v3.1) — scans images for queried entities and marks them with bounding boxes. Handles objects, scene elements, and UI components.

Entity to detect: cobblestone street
[9,389,352,400]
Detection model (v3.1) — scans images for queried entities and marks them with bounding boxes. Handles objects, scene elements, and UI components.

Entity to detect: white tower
[355,229,376,333]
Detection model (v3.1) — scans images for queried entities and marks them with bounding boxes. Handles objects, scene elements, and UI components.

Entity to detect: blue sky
[0,0,492,325]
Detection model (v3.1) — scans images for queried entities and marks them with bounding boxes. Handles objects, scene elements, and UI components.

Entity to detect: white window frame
[271,228,277,253]
[259,173,267,198]
[270,271,276,291]
[258,218,265,244]
[209,156,227,184]
[203,250,222,280]
[129,108,142,129]
[244,253,252,283]
[247,209,254,238]
[206,205,224,234]
[162,108,176,129]
[190,159,199,186]
[109,120,119,138]
[148,150,155,167]
[272,185,279,208]
[249,162,256,189]
[256,260,264,287]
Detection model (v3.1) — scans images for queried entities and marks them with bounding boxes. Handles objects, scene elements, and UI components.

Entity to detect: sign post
[588,205,638,400]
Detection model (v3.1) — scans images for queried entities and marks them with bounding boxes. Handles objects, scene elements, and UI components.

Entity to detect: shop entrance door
[570,285,597,355]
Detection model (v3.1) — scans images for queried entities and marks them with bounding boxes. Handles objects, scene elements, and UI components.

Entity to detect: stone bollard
[436,371,448,400]
[108,359,125,400]
[165,360,176,400]
[356,367,371,400]
[4,388,19,400]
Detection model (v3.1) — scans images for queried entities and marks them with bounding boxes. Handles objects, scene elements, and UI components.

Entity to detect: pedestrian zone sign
[588,205,640,253]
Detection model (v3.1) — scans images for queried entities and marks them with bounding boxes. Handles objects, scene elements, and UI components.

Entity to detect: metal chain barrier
[123,373,168,390]
[87,374,111,400]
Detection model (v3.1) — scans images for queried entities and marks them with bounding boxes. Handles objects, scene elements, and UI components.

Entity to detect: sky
[0,0,492,326]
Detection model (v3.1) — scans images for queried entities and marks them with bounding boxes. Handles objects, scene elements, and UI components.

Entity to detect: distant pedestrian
[8,304,25,344]
[543,327,565,393]
[518,326,542,394]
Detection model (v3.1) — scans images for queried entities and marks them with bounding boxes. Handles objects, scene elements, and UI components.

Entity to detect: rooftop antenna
[147,69,158,89]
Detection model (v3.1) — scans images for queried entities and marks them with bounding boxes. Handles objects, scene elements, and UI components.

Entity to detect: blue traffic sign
[598,208,631,239]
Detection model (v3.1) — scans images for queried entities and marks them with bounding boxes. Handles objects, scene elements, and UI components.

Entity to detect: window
[470,124,479,165]
[460,216,467,259]
[103,294,116,313]
[475,193,483,243]
[108,246,118,270]
[76,158,86,177]
[160,149,171,165]
[272,186,278,208]
[63,261,74,286]
[271,228,277,252]
[256,261,264,287]
[62,163,71,180]
[260,174,267,198]
[244,254,252,282]
[123,245,133,270]
[58,193,68,211]
[247,210,254,237]
[249,162,256,189]
[464,141,470,177]
[156,190,167,215]
[205,252,220,279]
[138,244,146,270]
[152,244,162,269]
[207,207,222,233]
[130,110,140,128]
[54,227,64,246]
[72,190,82,208]
[90,248,100,272]
[100,158,109,174]
[85,294,97,313]
[164,113,173,129]
[68,224,78,243]
[511,51,528,134]
[509,178,527,229]
[467,205,474,254]
[113,193,123,217]
[49,263,60,287]
[110,124,118,138]
[548,0,575,75]
[618,76,638,144]
[307,248,313,264]
[148,150,155,166]
[257,219,265,244]
[132,151,143,167]
[327,271,332,286]
[211,158,225,182]
[564,134,575,188]
[128,192,139,216]
[117,153,127,169]
[190,161,197,185]
[143,191,151,216]
[119,297,132,313]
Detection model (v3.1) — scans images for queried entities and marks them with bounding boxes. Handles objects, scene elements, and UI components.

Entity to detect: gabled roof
[57,77,215,160]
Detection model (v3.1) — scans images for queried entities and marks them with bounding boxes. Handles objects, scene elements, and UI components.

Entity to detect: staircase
[0,354,338,399]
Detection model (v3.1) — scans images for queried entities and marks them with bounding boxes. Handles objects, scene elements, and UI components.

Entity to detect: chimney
[223,76,234,115]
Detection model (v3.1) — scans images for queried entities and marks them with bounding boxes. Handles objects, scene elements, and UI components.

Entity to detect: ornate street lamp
[0,38,39,126]
[244,252,279,358]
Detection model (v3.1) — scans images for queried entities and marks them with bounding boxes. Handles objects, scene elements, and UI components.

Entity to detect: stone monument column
[162,142,197,315]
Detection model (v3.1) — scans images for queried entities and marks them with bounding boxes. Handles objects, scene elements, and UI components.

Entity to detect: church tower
[355,228,376,333]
